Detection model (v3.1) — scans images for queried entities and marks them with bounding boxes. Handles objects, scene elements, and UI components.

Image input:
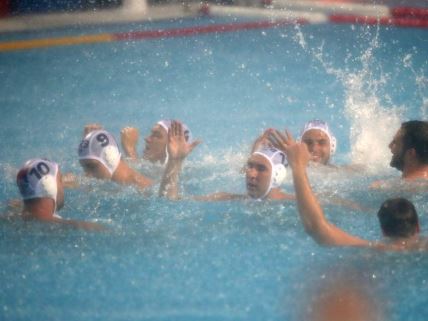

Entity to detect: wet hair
[377,198,419,238]
[401,120,428,164]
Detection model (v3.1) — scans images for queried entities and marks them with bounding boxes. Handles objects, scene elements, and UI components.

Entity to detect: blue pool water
[0,16,428,320]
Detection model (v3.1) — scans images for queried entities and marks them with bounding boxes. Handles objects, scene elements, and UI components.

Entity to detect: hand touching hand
[269,129,310,170]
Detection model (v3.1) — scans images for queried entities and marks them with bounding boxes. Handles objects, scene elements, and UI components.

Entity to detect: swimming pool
[0,14,427,321]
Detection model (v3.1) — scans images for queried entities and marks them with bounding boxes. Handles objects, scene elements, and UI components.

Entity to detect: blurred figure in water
[306,280,382,321]
[297,269,384,321]
[120,120,195,165]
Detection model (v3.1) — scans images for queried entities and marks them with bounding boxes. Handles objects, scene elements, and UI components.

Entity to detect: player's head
[246,146,287,199]
[377,198,419,238]
[143,120,192,164]
[299,120,336,165]
[389,121,428,171]
[78,130,121,179]
[17,159,64,211]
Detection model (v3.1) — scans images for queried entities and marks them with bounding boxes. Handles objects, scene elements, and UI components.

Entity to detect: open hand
[167,121,201,161]
[121,127,139,159]
[268,129,310,169]
[267,129,294,151]
[251,128,274,152]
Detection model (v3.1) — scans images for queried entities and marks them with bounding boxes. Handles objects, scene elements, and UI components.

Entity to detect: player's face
[143,125,168,163]
[389,129,406,171]
[302,129,331,165]
[245,154,272,199]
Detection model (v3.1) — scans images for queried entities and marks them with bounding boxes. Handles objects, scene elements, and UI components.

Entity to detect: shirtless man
[196,146,293,201]
[121,120,193,165]
[371,120,428,189]
[388,120,428,180]
[12,158,104,230]
[269,129,426,251]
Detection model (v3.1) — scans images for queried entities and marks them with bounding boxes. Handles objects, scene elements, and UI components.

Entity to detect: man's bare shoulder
[371,237,428,252]
[370,178,428,191]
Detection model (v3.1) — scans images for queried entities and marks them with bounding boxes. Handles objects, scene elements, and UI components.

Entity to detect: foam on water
[343,68,402,172]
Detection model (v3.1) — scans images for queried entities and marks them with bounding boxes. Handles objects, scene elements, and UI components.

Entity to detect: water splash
[403,53,428,119]
[337,33,402,172]
[293,24,307,50]
[293,25,403,172]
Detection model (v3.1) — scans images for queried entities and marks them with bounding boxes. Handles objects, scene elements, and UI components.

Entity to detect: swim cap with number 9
[78,129,121,175]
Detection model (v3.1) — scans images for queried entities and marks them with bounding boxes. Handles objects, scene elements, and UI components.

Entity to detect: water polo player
[121,119,193,164]
[298,119,337,166]
[15,158,104,230]
[78,129,153,190]
[250,119,336,167]
[160,135,293,201]
[195,146,292,201]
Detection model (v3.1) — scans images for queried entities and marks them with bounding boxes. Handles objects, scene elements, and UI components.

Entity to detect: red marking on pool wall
[0,19,307,52]
[0,0,10,17]
[393,17,428,28]
[391,7,428,19]
[329,14,428,28]
[114,20,307,42]
[330,15,390,25]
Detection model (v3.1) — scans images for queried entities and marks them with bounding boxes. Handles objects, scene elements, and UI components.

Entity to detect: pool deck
[0,4,198,33]
[0,1,427,34]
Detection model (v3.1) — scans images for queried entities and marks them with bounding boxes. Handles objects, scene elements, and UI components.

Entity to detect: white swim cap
[253,146,288,199]
[17,159,59,204]
[157,120,193,143]
[157,120,193,165]
[78,129,121,176]
[299,119,337,155]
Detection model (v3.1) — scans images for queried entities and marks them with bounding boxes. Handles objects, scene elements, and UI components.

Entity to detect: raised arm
[269,130,369,247]
[110,160,153,191]
[159,121,200,199]
[121,127,139,160]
